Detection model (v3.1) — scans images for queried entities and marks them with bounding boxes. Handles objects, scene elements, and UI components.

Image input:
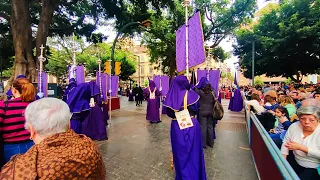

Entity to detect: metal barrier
[245,106,300,180]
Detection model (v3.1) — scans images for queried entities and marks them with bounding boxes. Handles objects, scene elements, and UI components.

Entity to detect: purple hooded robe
[143,80,161,122]
[164,76,207,180]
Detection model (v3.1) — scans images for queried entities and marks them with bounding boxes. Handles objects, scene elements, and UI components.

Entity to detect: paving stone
[96,98,257,180]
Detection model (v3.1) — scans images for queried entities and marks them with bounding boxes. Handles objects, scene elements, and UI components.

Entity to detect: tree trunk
[11,0,34,80]
[35,0,59,70]
[289,73,303,83]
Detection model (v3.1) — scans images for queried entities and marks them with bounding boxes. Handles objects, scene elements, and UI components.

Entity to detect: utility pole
[252,41,255,86]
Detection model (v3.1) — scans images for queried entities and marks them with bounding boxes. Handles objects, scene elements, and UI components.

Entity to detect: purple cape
[66,83,91,113]
[81,81,107,141]
[164,75,206,180]
[163,76,199,111]
[128,92,134,101]
[228,89,243,112]
[64,78,90,134]
[143,85,161,122]
[195,77,210,89]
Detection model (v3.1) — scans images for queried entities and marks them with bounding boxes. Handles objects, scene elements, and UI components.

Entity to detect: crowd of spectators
[243,82,320,180]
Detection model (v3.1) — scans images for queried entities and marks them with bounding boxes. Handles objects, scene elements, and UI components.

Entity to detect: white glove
[37,92,44,98]
[159,87,162,91]
[109,90,112,93]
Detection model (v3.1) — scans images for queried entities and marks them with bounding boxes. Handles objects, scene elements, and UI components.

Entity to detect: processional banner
[153,75,169,96]
[176,11,206,73]
[209,70,220,96]
[96,72,107,101]
[67,65,85,85]
[196,69,207,83]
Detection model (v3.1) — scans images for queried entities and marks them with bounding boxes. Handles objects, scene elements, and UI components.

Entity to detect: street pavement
[96,97,258,180]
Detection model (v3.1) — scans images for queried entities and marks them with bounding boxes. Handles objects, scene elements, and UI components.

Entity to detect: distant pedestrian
[138,86,144,105]
[143,81,161,123]
[133,85,140,106]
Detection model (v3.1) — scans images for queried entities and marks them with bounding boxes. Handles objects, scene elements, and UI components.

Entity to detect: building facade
[127,45,161,87]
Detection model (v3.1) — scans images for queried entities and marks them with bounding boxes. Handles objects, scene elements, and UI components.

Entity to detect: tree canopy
[142,0,256,76]
[234,0,320,82]
[0,0,173,82]
[47,37,136,85]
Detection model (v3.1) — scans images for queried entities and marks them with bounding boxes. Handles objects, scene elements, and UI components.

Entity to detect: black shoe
[156,121,162,123]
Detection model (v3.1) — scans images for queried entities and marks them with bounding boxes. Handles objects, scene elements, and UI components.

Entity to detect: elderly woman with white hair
[281,105,320,180]
[0,98,105,179]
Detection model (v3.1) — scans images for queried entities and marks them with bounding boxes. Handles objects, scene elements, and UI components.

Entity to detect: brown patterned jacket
[0,130,106,179]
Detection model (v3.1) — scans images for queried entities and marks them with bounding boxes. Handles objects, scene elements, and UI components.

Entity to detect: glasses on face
[300,117,317,123]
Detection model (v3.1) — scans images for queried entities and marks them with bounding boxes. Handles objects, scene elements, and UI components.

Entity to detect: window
[141,67,144,74]
[140,55,145,62]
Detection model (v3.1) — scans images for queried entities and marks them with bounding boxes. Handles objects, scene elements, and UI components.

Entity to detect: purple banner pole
[197,69,207,83]
[153,75,161,90]
[153,75,169,96]
[209,70,220,96]
[107,75,119,97]
[161,76,169,96]
[176,12,206,73]
[96,72,108,102]
[76,65,85,84]
[112,76,119,97]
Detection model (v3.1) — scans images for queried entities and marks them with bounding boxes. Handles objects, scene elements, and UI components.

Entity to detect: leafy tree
[254,76,264,86]
[47,37,136,84]
[0,0,173,83]
[142,0,256,76]
[144,79,149,87]
[234,0,320,82]
[226,72,234,83]
[210,46,230,62]
[46,48,69,86]
[283,77,292,85]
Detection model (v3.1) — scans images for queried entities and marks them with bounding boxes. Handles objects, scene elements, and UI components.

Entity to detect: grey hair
[297,105,320,121]
[24,97,72,136]
[301,98,320,107]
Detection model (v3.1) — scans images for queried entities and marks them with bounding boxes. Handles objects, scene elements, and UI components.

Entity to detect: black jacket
[194,88,216,117]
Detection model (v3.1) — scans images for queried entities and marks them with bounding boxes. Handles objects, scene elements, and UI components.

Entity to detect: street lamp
[251,41,255,86]
[110,20,152,68]
[108,20,152,124]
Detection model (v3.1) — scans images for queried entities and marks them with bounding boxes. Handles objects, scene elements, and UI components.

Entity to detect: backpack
[212,92,224,120]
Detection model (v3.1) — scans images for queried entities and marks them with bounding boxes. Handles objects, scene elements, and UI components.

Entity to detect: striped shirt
[0,98,31,143]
